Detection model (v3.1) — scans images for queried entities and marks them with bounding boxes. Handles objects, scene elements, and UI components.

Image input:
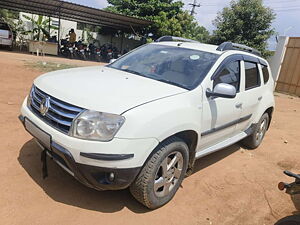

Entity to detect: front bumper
[20,98,158,169]
[19,115,141,190]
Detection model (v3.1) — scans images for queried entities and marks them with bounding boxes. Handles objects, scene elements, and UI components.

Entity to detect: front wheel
[275,215,300,225]
[241,113,269,149]
[130,137,189,209]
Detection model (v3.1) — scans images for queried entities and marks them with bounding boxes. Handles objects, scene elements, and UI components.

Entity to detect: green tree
[106,0,209,42]
[211,0,276,57]
[22,15,57,41]
[0,9,29,44]
[154,11,209,42]
[0,9,19,21]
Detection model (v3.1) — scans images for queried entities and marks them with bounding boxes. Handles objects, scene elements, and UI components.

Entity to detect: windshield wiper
[112,67,189,90]
[122,69,145,77]
[154,78,189,90]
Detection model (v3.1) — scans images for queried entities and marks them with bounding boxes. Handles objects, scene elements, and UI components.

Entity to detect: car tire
[274,215,300,225]
[130,136,189,209]
[240,113,269,149]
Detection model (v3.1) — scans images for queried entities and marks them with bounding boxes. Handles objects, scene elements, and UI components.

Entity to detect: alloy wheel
[256,118,267,142]
[154,151,184,198]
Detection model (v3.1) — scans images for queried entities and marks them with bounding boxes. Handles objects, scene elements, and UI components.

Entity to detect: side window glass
[245,62,260,90]
[262,65,270,84]
[213,61,240,91]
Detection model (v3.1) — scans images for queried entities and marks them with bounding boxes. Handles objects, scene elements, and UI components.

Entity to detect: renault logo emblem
[40,97,50,116]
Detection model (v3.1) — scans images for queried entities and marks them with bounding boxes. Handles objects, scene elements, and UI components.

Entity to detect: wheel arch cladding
[174,130,198,174]
[264,107,274,129]
[142,130,198,177]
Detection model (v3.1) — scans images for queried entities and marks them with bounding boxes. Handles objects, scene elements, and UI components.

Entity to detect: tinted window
[0,23,9,30]
[108,44,219,90]
[262,65,269,84]
[245,62,260,90]
[214,61,240,91]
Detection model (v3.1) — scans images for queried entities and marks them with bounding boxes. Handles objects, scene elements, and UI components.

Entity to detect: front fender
[116,90,202,142]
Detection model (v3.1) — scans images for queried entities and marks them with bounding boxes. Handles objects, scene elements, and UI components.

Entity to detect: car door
[199,56,243,149]
[236,58,264,132]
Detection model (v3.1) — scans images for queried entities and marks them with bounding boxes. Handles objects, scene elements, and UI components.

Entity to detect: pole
[48,16,51,36]
[120,32,124,53]
[57,8,61,55]
[189,0,200,16]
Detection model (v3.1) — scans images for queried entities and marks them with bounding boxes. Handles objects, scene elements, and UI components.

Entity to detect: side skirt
[195,125,254,159]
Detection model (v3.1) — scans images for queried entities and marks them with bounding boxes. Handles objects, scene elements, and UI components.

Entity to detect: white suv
[19,36,275,209]
[0,20,13,50]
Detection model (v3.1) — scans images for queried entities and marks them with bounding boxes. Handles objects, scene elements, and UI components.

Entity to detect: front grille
[29,86,83,134]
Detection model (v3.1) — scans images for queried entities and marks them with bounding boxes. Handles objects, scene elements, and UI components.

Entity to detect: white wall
[268,36,289,82]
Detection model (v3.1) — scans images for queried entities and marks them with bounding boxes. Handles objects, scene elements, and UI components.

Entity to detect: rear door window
[245,62,261,90]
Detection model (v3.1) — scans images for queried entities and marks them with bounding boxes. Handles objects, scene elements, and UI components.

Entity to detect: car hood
[34,66,187,114]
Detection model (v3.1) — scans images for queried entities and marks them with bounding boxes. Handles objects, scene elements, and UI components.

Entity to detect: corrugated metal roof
[1,0,151,31]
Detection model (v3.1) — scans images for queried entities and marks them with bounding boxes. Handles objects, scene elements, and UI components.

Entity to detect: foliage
[106,0,183,20]
[81,27,95,44]
[0,9,29,44]
[22,14,58,41]
[0,9,19,21]
[77,23,101,43]
[211,0,276,57]
[154,11,209,42]
[106,0,209,42]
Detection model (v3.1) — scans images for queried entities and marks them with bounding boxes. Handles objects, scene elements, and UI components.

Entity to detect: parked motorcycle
[88,43,101,62]
[112,46,121,59]
[67,42,75,59]
[59,38,70,57]
[75,39,87,60]
[276,171,300,225]
[100,44,109,62]
[101,44,121,62]
[60,39,124,62]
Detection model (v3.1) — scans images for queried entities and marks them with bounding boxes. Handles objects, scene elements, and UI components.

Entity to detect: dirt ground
[1,50,300,225]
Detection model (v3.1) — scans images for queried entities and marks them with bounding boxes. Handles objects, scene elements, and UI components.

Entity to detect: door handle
[258,96,263,101]
[235,103,242,108]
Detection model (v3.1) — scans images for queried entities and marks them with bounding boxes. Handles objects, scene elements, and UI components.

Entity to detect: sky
[67,0,300,48]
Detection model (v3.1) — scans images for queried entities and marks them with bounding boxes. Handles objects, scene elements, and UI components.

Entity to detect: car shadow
[18,139,242,213]
[192,143,241,174]
[18,139,150,214]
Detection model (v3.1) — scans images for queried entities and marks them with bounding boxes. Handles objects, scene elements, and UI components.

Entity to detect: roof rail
[217,42,261,56]
[155,36,199,43]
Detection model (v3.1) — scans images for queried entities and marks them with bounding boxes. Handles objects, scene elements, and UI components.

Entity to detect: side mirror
[109,59,117,63]
[206,83,236,99]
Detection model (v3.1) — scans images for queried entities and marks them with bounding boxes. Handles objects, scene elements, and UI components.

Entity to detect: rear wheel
[241,113,269,149]
[130,137,189,209]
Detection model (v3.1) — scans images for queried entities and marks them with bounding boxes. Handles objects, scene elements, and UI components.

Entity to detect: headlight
[71,110,125,141]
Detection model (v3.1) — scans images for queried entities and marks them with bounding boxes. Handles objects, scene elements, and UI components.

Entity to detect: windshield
[108,44,219,90]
